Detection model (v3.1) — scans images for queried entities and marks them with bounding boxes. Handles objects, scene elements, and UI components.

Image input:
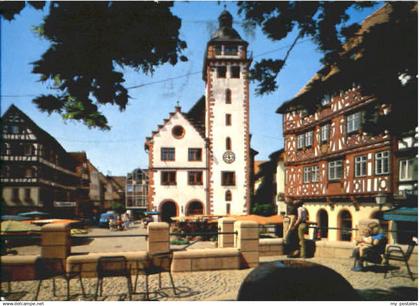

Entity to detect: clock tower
[204,10,251,215]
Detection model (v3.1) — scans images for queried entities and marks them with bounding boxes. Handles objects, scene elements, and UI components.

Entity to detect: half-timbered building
[1,105,85,217]
[277,6,417,243]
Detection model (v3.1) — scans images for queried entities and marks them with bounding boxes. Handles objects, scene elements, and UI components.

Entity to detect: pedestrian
[351,222,386,272]
[109,215,116,231]
[122,212,129,230]
[289,202,308,258]
[284,205,299,257]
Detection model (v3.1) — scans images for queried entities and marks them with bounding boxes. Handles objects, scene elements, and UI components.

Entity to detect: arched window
[226,137,232,151]
[317,209,329,239]
[338,210,352,241]
[225,89,231,104]
[225,190,232,201]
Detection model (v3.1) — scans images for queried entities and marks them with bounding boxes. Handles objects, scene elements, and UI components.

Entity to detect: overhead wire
[1,38,313,98]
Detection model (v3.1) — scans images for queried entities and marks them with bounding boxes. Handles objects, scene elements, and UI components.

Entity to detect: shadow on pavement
[357,286,418,301]
[1,291,28,301]
[71,237,94,246]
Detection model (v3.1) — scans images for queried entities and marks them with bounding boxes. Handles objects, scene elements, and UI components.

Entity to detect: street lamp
[375,192,387,210]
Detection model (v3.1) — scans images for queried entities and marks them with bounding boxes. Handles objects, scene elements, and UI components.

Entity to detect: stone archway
[317,209,329,239]
[338,210,352,241]
[160,200,178,223]
[186,200,204,216]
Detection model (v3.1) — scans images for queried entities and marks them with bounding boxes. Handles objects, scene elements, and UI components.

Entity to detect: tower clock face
[223,151,235,164]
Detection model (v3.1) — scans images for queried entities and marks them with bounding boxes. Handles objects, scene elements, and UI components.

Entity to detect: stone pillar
[41,223,71,259]
[218,217,235,248]
[234,221,259,268]
[147,222,170,254]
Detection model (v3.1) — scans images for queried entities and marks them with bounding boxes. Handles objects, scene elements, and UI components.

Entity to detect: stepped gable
[145,97,206,149]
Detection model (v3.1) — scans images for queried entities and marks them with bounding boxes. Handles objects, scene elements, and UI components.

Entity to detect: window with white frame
[312,166,320,182]
[355,156,367,177]
[297,134,305,149]
[303,167,311,183]
[328,160,343,180]
[320,124,330,143]
[305,131,313,147]
[399,158,417,181]
[346,112,362,133]
[304,166,320,183]
[375,151,390,175]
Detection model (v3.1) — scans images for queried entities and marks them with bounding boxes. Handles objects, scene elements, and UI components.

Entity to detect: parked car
[98,212,116,228]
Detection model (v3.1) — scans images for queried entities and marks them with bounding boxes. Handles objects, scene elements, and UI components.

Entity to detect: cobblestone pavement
[2,255,417,301]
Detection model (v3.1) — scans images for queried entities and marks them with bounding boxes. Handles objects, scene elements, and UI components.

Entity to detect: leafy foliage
[237,1,417,136]
[252,203,275,216]
[111,201,125,215]
[0,1,187,129]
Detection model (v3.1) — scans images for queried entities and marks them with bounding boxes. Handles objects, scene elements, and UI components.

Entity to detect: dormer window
[215,45,222,55]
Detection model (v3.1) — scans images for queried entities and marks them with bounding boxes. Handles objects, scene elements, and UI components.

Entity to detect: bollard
[218,217,235,248]
[147,222,170,254]
[234,221,259,268]
[41,223,71,259]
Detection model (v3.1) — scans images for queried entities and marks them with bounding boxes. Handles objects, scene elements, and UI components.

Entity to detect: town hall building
[145,10,253,222]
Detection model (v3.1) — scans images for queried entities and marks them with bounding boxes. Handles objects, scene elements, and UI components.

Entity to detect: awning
[383,206,418,222]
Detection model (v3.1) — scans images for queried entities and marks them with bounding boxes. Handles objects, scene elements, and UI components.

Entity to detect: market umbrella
[230,214,284,225]
[28,219,80,226]
[1,215,30,221]
[0,220,41,233]
[18,211,50,218]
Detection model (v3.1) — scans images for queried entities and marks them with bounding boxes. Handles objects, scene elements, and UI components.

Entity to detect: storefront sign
[54,201,77,208]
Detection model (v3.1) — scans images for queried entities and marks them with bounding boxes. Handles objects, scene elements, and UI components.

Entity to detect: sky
[1,1,382,176]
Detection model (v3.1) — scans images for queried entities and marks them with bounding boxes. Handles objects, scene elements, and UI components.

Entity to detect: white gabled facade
[146,108,207,221]
[146,10,251,221]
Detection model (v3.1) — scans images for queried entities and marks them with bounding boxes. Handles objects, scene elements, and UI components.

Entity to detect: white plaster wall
[208,62,249,215]
[276,160,286,214]
[152,111,207,216]
[152,112,206,168]
[153,170,206,216]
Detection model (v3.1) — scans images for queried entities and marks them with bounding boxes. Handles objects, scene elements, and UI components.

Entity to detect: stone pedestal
[41,223,71,259]
[147,222,170,254]
[234,221,259,268]
[218,217,235,248]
